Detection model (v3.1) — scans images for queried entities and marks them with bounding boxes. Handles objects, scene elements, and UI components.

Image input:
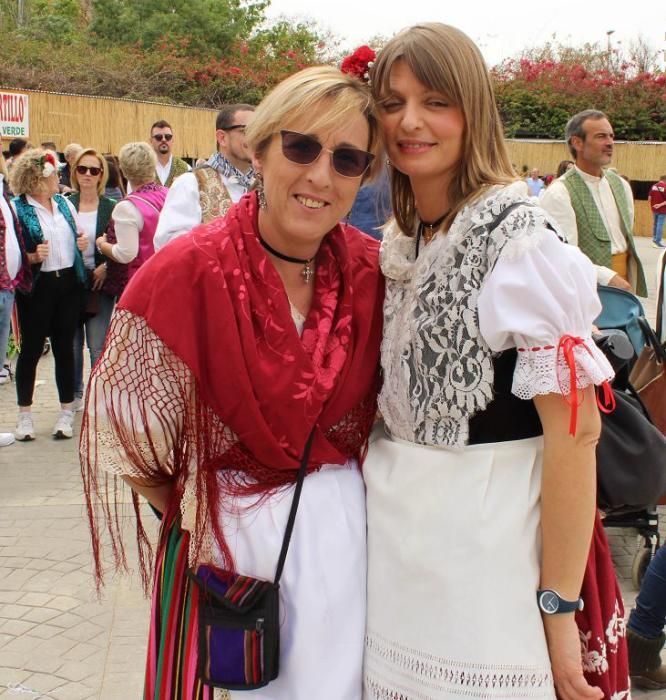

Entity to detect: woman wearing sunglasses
[81,66,384,699]
[68,148,117,410]
[362,24,629,700]
[10,148,89,441]
[95,142,167,284]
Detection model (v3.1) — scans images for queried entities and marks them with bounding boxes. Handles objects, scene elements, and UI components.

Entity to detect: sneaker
[652,241,666,249]
[52,410,74,439]
[71,397,84,413]
[15,413,35,441]
[0,366,9,385]
[0,432,15,447]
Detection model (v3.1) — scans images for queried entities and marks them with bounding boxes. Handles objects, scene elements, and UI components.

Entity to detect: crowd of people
[0,111,257,446]
[2,21,666,700]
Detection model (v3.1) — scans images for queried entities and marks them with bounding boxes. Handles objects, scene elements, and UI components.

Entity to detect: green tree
[89,0,267,56]
[1,0,83,42]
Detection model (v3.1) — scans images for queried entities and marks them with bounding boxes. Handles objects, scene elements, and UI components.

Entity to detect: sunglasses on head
[152,133,173,142]
[76,165,102,176]
[280,130,374,178]
[223,124,246,133]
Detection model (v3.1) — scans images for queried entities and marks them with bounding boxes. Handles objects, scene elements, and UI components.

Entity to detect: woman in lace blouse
[81,67,384,699]
[363,24,629,700]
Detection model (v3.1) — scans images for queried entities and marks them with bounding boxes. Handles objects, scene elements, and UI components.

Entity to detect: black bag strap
[637,317,666,364]
[656,252,665,342]
[273,428,316,585]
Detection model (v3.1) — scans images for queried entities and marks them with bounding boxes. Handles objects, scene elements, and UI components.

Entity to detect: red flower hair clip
[38,151,58,178]
[341,45,376,84]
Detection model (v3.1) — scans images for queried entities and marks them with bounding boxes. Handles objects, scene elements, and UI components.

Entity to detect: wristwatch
[537,589,584,614]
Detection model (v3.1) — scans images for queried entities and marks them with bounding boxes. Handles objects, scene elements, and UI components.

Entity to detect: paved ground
[0,237,664,699]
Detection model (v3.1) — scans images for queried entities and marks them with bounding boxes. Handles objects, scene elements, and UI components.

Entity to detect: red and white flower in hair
[340,45,376,83]
[40,152,57,178]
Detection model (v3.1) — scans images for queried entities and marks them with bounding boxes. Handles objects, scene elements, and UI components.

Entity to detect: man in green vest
[541,109,647,297]
[149,119,191,189]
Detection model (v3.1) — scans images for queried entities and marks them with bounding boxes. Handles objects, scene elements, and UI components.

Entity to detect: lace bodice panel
[378,186,614,447]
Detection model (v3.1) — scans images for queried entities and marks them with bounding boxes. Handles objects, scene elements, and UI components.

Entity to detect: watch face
[540,591,559,614]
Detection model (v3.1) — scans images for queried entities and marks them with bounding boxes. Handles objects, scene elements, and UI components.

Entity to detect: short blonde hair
[71,148,109,196]
[9,148,58,196]
[64,143,83,161]
[118,142,157,185]
[371,23,516,234]
[245,66,382,181]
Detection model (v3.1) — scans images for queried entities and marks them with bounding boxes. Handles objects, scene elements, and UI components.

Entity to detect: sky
[265,0,666,68]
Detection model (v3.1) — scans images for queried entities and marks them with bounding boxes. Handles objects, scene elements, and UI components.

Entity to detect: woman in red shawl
[80,66,384,699]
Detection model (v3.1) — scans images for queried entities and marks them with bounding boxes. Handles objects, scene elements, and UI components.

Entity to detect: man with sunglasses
[149,120,190,189]
[154,104,255,250]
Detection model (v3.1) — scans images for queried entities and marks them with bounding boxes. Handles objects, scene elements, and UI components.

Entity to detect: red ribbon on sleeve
[556,335,615,436]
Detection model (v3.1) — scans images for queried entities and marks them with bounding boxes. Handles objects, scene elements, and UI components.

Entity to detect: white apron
[363,430,556,699]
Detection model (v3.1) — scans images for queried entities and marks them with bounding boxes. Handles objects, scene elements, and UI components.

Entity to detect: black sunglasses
[280,130,374,178]
[152,133,173,142]
[76,165,102,176]
[223,124,246,133]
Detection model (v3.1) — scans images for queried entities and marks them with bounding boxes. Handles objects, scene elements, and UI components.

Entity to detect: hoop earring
[255,173,267,210]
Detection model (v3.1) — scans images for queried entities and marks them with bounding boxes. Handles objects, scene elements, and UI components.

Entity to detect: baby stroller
[595,285,665,588]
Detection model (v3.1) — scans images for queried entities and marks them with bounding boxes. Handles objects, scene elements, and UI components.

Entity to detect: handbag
[629,318,666,435]
[101,219,128,298]
[187,429,315,691]
[596,387,666,511]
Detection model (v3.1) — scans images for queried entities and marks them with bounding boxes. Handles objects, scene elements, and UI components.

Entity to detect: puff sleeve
[478,229,614,400]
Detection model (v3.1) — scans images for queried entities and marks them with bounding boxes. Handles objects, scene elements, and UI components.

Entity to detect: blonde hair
[63,143,83,161]
[118,142,157,185]
[9,147,58,196]
[245,65,382,181]
[371,23,516,234]
[71,148,109,196]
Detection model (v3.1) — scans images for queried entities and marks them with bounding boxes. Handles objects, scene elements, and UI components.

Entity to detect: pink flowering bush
[493,57,666,140]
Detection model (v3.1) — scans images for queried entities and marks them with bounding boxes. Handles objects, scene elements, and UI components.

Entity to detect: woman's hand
[92,263,107,290]
[544,615,603,700]
[96,233,108,256]
[76,231,88,252]
[32,241,49,263]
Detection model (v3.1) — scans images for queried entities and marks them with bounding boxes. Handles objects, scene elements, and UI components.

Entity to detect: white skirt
[212,462,366,700]
[363,430,556,699]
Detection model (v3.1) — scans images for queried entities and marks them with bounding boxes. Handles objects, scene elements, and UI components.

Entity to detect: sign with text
[0,92,29,138]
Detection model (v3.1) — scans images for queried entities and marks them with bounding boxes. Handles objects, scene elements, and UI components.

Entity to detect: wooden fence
[506,140,666,237]
[0,87,217,159]
[2,89,663,235]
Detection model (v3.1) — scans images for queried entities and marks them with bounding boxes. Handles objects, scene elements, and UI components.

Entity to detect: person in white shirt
[9,149,89,441]
[148,120,190,189]
[153,104,255,251]
[541,109,647,296]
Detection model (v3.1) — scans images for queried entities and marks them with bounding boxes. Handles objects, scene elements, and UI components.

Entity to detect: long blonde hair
[371,23,516,234]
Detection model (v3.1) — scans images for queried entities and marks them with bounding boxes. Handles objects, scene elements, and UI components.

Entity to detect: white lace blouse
[378,185,614,447]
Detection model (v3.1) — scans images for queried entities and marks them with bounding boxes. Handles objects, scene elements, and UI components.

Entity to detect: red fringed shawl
[80,192,384,590]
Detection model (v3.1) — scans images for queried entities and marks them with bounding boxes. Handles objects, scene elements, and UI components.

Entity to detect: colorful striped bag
[186,430,314,691]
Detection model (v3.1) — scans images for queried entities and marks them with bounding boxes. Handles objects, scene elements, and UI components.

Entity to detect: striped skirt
[143,517,221,700]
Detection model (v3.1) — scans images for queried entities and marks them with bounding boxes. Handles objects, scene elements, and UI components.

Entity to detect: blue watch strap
[537,589,584,614]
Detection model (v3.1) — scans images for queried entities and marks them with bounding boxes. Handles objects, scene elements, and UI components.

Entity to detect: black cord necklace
[258,233,316,284]
[415,210,450,258]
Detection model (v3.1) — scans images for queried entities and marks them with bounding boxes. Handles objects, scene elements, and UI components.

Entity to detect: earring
[255,173,267,210]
